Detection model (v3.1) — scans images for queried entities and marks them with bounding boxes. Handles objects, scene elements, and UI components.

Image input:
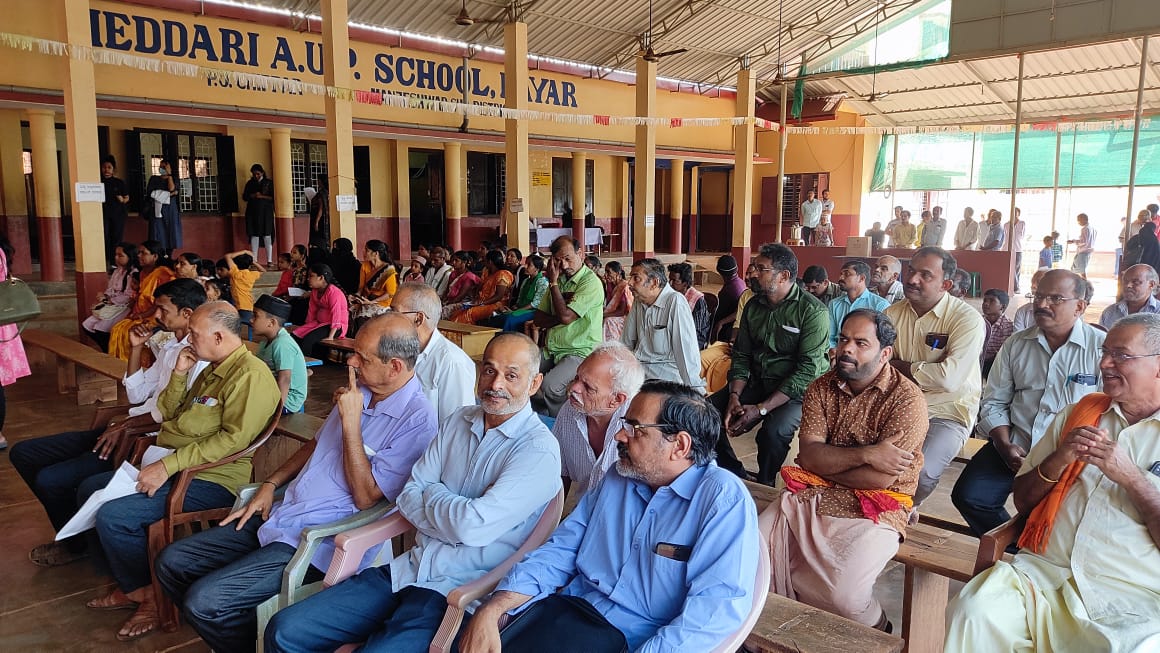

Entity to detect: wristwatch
[758,405,768,417]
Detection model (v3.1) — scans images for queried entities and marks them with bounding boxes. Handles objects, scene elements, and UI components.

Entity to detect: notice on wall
[336,195,358,212]
[75,182,106,203]
[531,172,551,187]
[509,198,525,214]
[644,214,655,228]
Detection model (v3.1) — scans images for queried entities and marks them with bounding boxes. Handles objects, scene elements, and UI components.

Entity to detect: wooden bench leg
[57,358,77,394]
[76,368,119,405]
[901,566,949,653]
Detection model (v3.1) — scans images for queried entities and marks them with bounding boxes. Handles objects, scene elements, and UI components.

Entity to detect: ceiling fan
[638,0,688,62]
[454,0,505,27]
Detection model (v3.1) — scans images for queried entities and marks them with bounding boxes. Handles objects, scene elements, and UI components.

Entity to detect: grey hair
[201,300,240,336]
[1125,264,1160,285]
[485,332,541,374]
[588,340,645,397]
[376,325,421,370]
[877,255,901,276]
[1111,312,1160,352]
[633,258,668,288]
[395,282,441,324]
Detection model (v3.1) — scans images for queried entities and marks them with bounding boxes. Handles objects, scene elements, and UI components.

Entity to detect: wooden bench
[746,593,902,653]
[243,340,323,367]
[321,321,499,362]
[955,436,986,464]
[258,412,325,484]
[22,328,126,405]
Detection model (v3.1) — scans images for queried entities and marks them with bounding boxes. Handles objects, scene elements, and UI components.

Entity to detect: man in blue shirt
[460,380,760,653]
[828,260,889,350]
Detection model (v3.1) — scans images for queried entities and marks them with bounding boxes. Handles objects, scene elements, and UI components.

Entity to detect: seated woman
[602,260,633,341]
[450,249,513,324]
[440,250,481,319]
[483,254,547,333]
[273,244,310,324]
[82,242,138,352]
[173,251,202,281]
[292,263,349,357]
[348,239,398,334]
[107,240,176,360]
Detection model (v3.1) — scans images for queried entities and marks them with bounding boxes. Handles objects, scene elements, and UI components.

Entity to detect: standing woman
[81,242,138,352]
[602,261,633,340]
[0,235,31,449]
[145,159,182,256]
[243,163,276,266]
[348,240,398,333]
[100,156,130,266]
[292,264,348,357]
[107,240,176,360]
[309,176,330,246]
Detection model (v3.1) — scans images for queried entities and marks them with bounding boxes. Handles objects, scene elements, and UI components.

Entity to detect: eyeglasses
[1098,348,1160,363]
[1032,293,1079,306]
[386,307,424,319]
[623,422,679,439]
[752,266,778,274]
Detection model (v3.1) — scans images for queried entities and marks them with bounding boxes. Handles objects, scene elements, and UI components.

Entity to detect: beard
[835,355,874,382]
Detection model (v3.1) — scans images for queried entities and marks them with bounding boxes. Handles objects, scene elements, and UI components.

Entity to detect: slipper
[30,542,88,567]
[86,591,138,611]
[116,607,159,642]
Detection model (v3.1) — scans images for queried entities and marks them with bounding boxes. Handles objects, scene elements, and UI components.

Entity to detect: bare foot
[86,588,137,611]
[116,602,159,642]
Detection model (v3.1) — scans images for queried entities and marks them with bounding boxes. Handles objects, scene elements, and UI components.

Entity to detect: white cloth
[1012,302,1035,331]
[413,329,477,423]
[425,264,454,299]
[388,403,562,597]
[304,186,317,202]
[621,284,705,391]
[149,188,171,220]
[123,334,208,423]
[553,400,629,497]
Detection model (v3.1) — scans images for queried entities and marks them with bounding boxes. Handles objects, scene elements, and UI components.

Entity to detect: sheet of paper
[55,462,139,541]
[142,445,175,467]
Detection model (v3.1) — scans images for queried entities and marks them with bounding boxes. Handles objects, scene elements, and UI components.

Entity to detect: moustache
[482,390,512,400]
[1034,309,1053,317]
[837,355,857,365]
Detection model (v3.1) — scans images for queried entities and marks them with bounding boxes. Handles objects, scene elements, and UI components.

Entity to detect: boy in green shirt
[253,294,308,413]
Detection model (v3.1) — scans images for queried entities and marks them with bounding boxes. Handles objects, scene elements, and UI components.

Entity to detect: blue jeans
[94,477,235,593]
[155,515,316,653]
[9,428,110,546]
[264,567,454,653]
[950,440,1015,537]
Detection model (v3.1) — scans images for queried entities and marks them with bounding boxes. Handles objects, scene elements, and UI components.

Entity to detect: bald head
[360,313,421,370]
[188,301,242,363]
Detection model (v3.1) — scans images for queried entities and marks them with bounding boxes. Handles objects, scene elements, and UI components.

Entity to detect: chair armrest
[231,482,287,513]
[325,509,414,587]
[90,404,134,430]
[279,500,394,604]
[974,514,1026,575]
[128,435,159,465]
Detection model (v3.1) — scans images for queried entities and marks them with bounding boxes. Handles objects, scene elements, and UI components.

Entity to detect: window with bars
[291,140,329,214]
[137,131,221,213]
[467,151,506,216]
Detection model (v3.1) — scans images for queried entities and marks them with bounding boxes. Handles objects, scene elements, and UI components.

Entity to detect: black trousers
[293,326,332,359]
[500,595,627,653]
[710,381,802,485]
[951,440,1016,537]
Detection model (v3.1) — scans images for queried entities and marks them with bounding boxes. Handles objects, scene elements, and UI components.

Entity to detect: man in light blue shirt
[460,380,760,653]
[800,189,822,245]
[1099,264,1160,330]
[951,270,1104,537]
[265,333,562,653]
[154,314,438,653]
[828,260,889,349]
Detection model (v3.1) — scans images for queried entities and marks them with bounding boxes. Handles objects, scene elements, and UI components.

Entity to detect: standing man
[1099,264,1160,330]
[533,236,605,416]
[952,270,1103,537]
[922,206,947,248]
[884,206,904,248]
[871,255,906,304]
[1068,213,1096,279]
[1009,208,1027,293]
[243,164,276,266]
[884,247,986,508]
[712,243,830,485]
[800,190,822,245]
[770,309,927,630]
[954,207,979,250]
[828,260,890,350]
[424,247,453,300]
[554,342,644,497]
[101,155,130,266]
[621,258,704,392]
[820,189,836,227]
[893,211,916,249]
[980,210,1006,251]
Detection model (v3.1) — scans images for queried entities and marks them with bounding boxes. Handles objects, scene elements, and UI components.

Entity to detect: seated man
[946,314,1160,652]
[828,260,889,350]
[802,264,842,305]
[554,341,645,497]
[88,301,281,641]
[622,258,704,391]
[871,255,905,304]
[155,313,438,652]
[265,333,562,652]
[1100,263,1160,330]
[667,262,711,349]
[711,254,747,343]
[770,309,926,630]
[10,278,208,567]
[952,270,1103,537]
[980,288,1014,378]
[252,294,308,414]
[390,282,478,422]
[462,380,760,652]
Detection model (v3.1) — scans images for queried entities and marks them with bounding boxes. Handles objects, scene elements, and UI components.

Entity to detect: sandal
[116,606,159,642]
[86,590,137,611]
[29,542,88,567]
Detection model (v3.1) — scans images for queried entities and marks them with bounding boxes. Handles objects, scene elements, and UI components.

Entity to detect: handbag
[0,276,42,340]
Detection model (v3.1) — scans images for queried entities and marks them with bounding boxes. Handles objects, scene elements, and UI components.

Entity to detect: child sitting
[814,216,834,247]
[252,294,308,414]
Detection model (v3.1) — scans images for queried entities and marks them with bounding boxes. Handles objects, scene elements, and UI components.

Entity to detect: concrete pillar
[571,150,587,250]
[668,158,685,253]
[688,165,700,253]
[27,109,64,281]
[633,57,657,260]
[390,140,411,256]
[270,127,295,254]
[504,22,531,254]
[0,110,31,274]
[321,0,357,243]
[731,67,757,269]
[444,141,463,251]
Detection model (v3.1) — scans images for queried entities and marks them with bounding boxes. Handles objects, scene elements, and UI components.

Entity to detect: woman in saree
[348,239,398,334]
[107,240,176,360]
[440,251,481,319]
[450,249,513,324]
[602,260,633,341]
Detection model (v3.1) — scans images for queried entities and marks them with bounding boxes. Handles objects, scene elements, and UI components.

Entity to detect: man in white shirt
[423,246,454,299]
[1100,264,1160,330]
[953,207,979,250]
[621,258,705,392]
[800,190,822,245]
[390,282,477,422]
[871,255,905,304]
[554,342,644,498]
[265,332,562,652]
[1009,207,1028,293]
[11,278,209,567]
[1068,213,1096,279]
[820,189,835,225]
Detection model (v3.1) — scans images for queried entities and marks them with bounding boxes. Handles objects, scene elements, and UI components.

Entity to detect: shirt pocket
[774,323,801,354]
[645,552,689,618]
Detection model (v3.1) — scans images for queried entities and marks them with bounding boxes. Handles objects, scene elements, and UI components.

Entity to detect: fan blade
[654,48,688,59]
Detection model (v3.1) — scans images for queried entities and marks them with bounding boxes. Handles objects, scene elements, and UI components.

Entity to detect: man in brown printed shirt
[766,308,928,631]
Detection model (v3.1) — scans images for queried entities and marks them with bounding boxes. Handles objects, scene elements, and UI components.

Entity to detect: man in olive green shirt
[91,301,280,641]
[711,243,830,485]
[532,235,605,416]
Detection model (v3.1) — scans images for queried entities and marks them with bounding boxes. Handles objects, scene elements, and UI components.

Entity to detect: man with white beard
[553,342,645,498]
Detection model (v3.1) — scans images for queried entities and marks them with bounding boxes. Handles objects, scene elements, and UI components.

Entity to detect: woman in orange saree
[450,250,513,324]
[107,240,176,360]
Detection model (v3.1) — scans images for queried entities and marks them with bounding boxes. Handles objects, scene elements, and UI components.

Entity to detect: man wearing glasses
[952,270,1104,538]
[711,243,830,485]
[389,282,477,422]
[461,380,759,652]
[947,313,1160,652]
[1099,264,1160,331]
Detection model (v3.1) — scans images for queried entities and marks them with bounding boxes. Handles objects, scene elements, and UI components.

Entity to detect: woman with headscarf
[309,176,330,245]
[1123,211,1160,274]
[327,237,362,296]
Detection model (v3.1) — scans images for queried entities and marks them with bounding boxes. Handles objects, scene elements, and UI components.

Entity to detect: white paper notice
[336,194,358,212]
[644,214,655,228]
[509,198,525,213]
[55,462,139,540]
[288,287,306,297]
[75,182,106,203]
[142,445,175,467]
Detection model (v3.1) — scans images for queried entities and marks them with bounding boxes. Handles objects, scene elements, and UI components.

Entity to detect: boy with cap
[253,294,308,414]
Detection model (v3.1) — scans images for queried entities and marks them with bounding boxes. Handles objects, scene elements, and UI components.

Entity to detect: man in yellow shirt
[88,301,280,641]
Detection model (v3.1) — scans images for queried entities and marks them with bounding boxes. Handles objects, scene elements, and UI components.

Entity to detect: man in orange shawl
[767,309,927,632]
[946,314,1160,653]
